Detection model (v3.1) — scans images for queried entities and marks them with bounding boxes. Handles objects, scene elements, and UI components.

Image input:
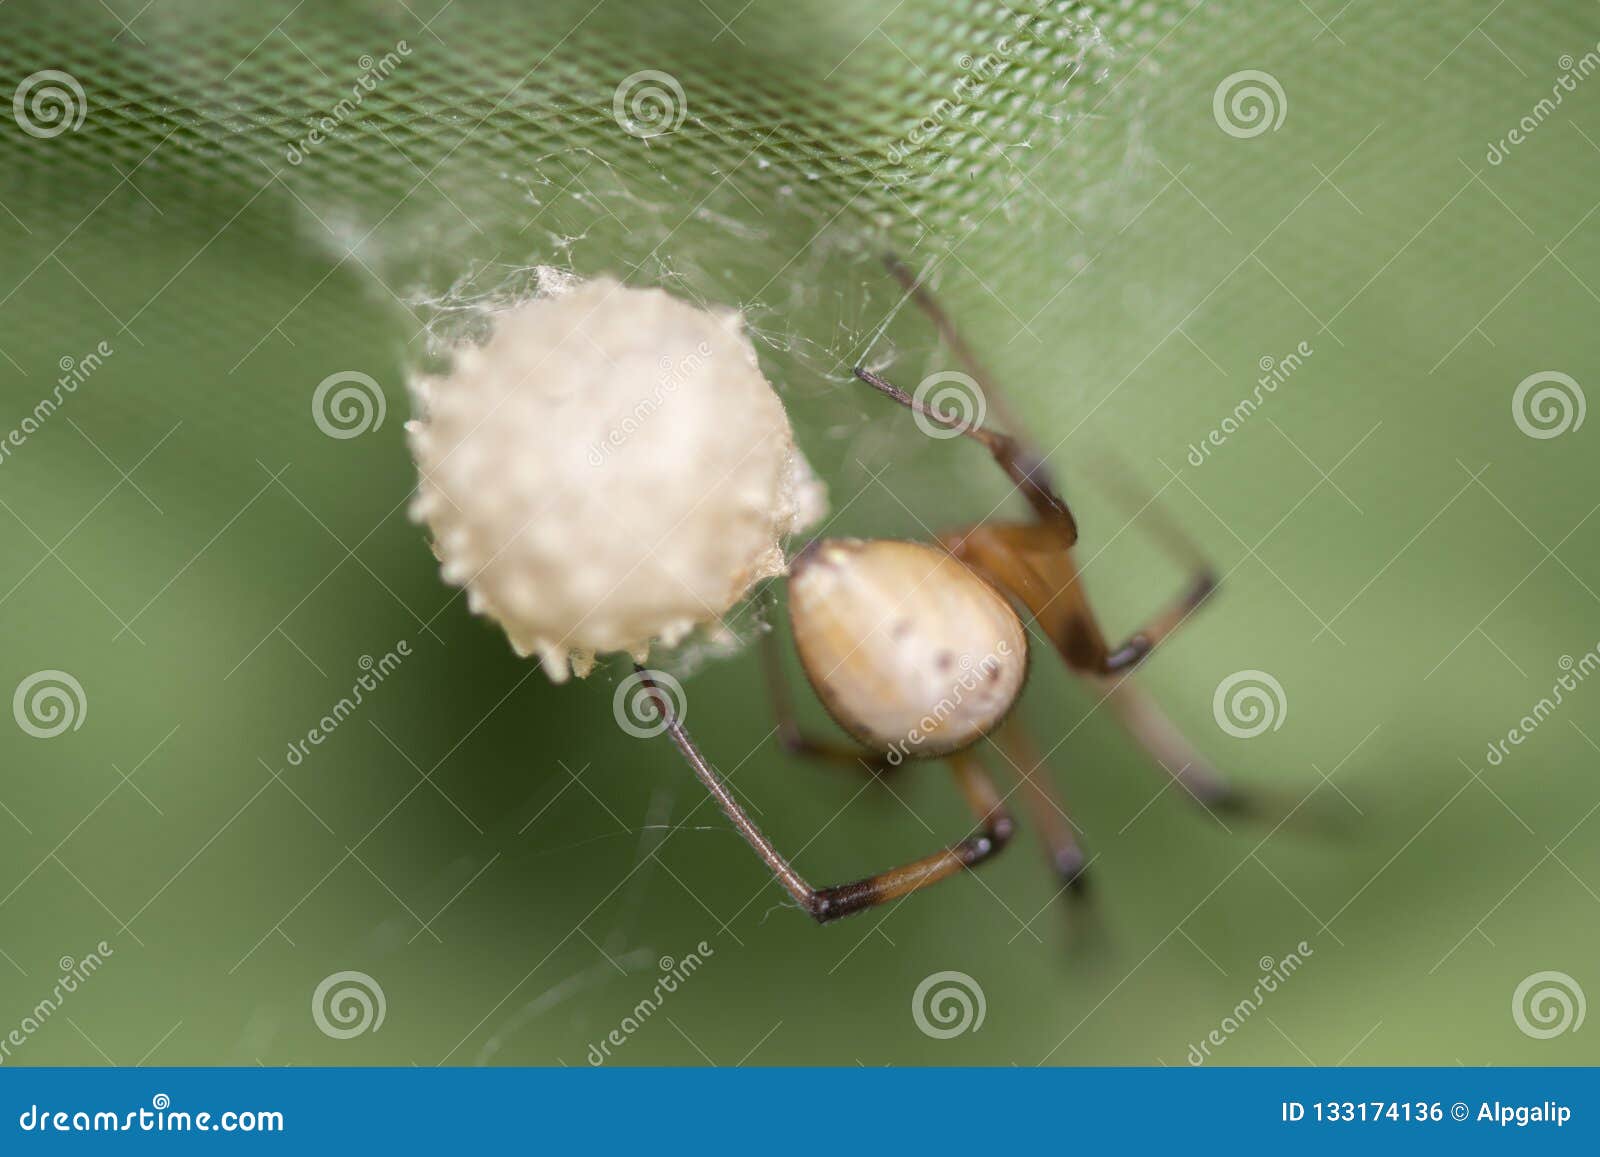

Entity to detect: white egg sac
[406,277,827,681]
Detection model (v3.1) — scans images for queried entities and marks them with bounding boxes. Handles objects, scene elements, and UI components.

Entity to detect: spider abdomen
[787,538,1028,760]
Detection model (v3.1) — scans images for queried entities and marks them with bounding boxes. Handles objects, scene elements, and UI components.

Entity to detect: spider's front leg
[636,669,1014,923]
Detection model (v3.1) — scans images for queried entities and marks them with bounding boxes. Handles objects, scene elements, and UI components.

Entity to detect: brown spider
[636,257,1250,924]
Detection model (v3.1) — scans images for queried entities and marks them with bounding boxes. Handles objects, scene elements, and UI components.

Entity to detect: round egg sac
[406,277,826,681]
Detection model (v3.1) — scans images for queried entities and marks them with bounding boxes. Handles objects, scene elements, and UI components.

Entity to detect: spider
[635,256,1254,924]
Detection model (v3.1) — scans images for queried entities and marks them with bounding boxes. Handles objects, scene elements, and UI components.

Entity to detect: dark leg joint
[806,812,1014,924]
[1052,846,1091,897]
[1206,785,1259,819]
[1104,636,1151,673]
[807,882,875,925]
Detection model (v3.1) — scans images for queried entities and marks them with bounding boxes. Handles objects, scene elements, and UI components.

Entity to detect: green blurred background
[1,0,1598,1066]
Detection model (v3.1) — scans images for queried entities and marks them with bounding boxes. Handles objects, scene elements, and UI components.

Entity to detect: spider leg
[636,668,1013,923]
[864,255,1218,672]
[857,263,1310,833]
[1093,674,1241,816]
[809,749,1015,921]
[853,367,1078,539]
[992,717,1090,895]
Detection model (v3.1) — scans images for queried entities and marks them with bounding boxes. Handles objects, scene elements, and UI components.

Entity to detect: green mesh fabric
[1,0,1598,1067]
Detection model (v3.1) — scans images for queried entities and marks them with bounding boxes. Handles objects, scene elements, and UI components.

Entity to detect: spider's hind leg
[992,717,1091,897]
